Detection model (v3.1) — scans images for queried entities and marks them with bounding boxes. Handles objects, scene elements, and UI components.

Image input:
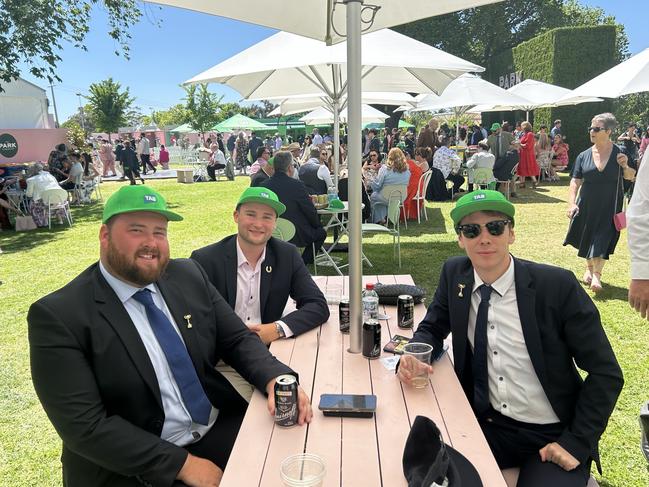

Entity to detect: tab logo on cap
[473,194,486,200]
[259,192,270,199]
[144,195,158,203]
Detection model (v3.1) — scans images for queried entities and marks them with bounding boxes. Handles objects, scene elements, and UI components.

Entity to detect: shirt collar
[235,237,266,273]
[99,260,157,303]
[472,254,515,297]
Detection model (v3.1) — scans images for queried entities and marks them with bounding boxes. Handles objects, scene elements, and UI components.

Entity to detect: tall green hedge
[484,25,617,158]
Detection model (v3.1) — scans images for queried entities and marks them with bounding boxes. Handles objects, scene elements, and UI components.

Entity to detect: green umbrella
[212,114,271,132]
[398,119,415,128]
[170,123,196,133]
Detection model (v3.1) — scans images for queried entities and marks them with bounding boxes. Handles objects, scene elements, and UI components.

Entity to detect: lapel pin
[457,284,466,298]
[184,314,193,329]
[265,265,272,273]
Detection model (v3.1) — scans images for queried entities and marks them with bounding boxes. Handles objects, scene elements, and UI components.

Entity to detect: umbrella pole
[333,99,341,187]
[345,0,363,354]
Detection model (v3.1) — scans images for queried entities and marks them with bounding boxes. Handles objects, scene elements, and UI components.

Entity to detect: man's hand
[629,279,649,320]
[396,354,434,386]
[566,204,579,219]
[266,379,313,425]
[249,323,280,345]
[616,152,629,168]
[176,453,223,487]
[538,442,580,471]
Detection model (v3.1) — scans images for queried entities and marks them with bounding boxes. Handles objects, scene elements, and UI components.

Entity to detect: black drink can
[339,298,350,333]
[274,375,298,427]
[362,319,381,359]
[397,294,415,329]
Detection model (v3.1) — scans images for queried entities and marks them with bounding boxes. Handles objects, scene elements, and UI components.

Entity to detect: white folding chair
[41,188,73,229]
[375,183,408,229]
[413,170,432,224]
[473,167,496,191]
[362,188,403,267]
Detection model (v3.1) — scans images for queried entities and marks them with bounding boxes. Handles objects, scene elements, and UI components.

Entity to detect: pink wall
[0,128,68,164]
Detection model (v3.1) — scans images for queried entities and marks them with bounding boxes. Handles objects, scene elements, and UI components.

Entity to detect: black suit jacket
[412,256,623,468]
[28,259,294,487]
[191,235,329,336]
[260,172,323,248]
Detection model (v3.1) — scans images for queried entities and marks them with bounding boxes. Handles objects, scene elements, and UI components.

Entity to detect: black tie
[472,285,493,416]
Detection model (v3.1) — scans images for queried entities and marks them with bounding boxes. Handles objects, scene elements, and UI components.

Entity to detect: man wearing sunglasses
[398,190,623,487]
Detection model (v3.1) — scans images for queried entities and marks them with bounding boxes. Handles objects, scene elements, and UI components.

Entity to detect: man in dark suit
[261,151,326,265]
[191,187,329,400]
[398,190,623,487]
[247,131,263,162]
[28,185,312,487]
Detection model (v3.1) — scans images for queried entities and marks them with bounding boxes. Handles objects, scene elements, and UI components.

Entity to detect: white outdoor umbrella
[300,104,389,125]
[147,0,503,355]
[470,79,602,119]
[407,74,532,140]
[267,92,417,117]
[565,47,649,99]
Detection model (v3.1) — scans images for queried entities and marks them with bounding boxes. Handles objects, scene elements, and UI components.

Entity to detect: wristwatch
[275,322,286,338]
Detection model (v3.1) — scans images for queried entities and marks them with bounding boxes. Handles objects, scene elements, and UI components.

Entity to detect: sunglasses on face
[370,153,378,157]
[588,126,608,133]
[455,220,511,239]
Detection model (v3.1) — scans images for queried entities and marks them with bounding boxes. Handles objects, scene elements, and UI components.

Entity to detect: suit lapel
[513,258,548,388]
[225,239,238,309]
[157,276,207,378]
[260,242,275,321]
[93,268,162,409]
[450,266,474,375]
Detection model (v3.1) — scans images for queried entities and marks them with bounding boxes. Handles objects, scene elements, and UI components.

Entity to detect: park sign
[0,133,18,158]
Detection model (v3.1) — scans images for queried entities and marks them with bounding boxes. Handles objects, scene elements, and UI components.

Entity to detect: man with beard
[28,185,312,487]
[191,187,329,400]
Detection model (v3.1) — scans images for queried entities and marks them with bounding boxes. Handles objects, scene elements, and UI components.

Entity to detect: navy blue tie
[472,285,493,416]
[132,289,212,425]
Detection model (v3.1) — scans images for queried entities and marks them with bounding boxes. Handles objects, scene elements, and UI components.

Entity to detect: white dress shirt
[234,239,292,337]
[312,134,323,145]
[137,137,150,155]
[26,171,60,201]
[468,257,560,424]
[99,262,218,446]
[628,150,649,279]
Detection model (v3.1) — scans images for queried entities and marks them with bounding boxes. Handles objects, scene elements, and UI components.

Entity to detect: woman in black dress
[564,113,636,292]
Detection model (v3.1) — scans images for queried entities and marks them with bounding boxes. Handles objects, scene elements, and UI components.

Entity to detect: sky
[15,0,648,125]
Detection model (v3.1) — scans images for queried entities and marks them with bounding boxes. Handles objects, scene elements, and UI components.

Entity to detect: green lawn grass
[1,176,647,486]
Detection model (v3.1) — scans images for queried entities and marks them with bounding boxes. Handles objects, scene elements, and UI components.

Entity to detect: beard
[105,238,169,287]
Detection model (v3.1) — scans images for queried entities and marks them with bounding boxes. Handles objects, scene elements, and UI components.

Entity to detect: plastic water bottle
[327,185,338,204]
[362,283,380,321]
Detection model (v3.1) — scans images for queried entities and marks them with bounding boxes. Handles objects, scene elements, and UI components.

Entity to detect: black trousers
[172,409,246,486]
[446,172,465,194]
[480,409,591,487]
[140,154,155,174]
[207,164,226,181]
[123,165,141,185]
[301,227,327,265]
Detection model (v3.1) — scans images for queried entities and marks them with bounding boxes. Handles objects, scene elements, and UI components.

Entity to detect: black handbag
[373,283,426,305]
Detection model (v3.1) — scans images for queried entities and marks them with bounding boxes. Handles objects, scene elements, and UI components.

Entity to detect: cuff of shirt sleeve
[631,261,649,280]
[276,320,293,338]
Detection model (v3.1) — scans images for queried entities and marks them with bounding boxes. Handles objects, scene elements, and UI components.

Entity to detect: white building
[0,77,55,129]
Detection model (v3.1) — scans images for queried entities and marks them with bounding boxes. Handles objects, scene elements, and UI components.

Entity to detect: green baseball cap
[490,122,501,131]
[236,187,286,216]
[102,185,183,223]
[450,189,515,227]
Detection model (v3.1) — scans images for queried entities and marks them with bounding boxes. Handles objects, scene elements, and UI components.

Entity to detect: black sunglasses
[455,220,511,239]
[588,126,608,133]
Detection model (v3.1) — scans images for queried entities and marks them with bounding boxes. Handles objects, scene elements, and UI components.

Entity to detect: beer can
[339,298,350,333]
[397,294,415,329]
[362,319,381,359]
[274,375,298,427]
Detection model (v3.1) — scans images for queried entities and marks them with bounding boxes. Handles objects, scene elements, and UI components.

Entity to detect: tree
[62,104,97,134]
[142,104,190,128]
[0,1,141,90]
[184,84,222,138]
[63,121,88,150]
[394,0,628,68]
[86,78,134,141]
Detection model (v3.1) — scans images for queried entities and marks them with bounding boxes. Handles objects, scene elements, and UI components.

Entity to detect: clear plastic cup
[280,453,326,487]
[324,284,342,304]
[403,342,433,389]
